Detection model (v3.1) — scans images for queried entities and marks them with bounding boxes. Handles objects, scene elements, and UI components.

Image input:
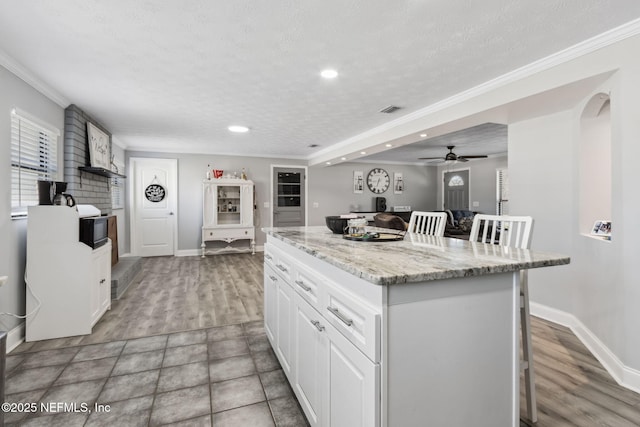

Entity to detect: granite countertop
[263,226,570,286]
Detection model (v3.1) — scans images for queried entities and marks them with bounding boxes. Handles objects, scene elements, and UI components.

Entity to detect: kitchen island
[263,226,570,427]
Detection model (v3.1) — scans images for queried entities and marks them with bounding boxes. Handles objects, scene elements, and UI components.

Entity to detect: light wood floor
[16,254,265,352]
[14,254,640,426]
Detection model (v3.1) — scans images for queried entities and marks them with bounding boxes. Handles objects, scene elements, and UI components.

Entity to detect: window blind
[10,109,60,215]
[496,168,509,215]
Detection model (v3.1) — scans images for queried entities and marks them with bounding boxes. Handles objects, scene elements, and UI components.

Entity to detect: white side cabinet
[26,206,112,342]
[201,178,255,257]
[264,242,380,427]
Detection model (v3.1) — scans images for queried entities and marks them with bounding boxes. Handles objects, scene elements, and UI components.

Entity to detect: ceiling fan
[419,145,488,163]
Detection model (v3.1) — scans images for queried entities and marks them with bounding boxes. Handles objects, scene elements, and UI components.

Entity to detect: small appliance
[38,180,76,207]
[374,197,386,212]
[78,205,108,248]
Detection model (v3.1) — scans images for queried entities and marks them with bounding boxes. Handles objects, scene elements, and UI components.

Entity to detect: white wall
[508,36,640,384]
[125,151,437,253]
[307,162,437,225]
[0,65,65,333]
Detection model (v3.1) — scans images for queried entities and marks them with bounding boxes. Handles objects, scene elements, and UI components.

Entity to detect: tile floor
[4,321,310,426]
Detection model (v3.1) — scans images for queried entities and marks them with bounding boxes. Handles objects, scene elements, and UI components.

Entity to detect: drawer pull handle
[327,306,353,327]
[276,264,288,272]
[269,275,278,282]
[295,280,311,292]
[265,254,273,260]
[311,320,325,332]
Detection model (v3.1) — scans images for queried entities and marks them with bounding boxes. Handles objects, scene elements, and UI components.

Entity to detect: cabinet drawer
[291,263,325,312]
[265,244,293,282]
[203,227,254,241]
[325,281,380,363]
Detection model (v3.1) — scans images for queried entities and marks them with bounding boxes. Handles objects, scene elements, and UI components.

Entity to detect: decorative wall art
[353,171,364,194]
[145,175,166,202]
[87,122,111,169]
[394,172,404,194]
[591,220,611,238]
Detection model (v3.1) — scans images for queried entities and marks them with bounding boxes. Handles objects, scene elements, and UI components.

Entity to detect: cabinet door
[276,279,295,378]
[203,182,216,227]
[264,265,278,344]
[294,294,328,427]
[326,321,379,427]
[98,248,111,312]
[90,258,101,324]
[241,184,254,226]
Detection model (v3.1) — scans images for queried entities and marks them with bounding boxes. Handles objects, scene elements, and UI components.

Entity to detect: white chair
[407,211,447,236]
[469,214,537,423]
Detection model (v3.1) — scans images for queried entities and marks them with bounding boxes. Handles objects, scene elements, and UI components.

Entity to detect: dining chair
[407,211,447,236]
[469,214,537,423]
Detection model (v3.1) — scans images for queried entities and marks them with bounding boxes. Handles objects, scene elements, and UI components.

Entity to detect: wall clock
[367,168,390,194]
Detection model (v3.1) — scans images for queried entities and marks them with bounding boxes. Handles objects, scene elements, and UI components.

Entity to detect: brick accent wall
[63,104,112,214]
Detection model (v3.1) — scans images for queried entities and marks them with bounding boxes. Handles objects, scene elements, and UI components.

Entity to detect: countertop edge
[264,228,570,286]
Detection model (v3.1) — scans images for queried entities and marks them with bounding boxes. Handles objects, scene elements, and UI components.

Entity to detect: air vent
[379,105,401,114]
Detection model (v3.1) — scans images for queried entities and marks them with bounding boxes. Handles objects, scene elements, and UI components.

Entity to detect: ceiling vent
[379,105,401,114]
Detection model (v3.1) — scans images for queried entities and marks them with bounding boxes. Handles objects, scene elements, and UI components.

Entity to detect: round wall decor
[145,184,166,202]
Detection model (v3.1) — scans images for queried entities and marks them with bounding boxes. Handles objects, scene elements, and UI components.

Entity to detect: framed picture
[353,171,364,194]
[87,122,111,169]
[591,220,611,236]
[394,172,404,194]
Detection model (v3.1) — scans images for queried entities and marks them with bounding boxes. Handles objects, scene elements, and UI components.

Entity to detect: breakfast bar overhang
[262,226,570,427]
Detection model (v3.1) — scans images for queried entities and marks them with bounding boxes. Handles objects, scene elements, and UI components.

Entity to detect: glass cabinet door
[217,185,242,225]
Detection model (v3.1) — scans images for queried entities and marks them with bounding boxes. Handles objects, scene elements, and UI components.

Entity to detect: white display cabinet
[25,206,111,342]
[201,178,255,257]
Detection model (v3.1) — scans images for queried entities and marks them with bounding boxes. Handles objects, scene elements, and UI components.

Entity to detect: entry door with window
[443,170,469,210]
[273,167,305,227]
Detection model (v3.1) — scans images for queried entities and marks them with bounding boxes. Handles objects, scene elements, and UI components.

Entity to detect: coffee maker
[37,180,76,207]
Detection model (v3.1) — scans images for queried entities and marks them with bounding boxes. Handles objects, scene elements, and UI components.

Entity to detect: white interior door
[131,157,177,257]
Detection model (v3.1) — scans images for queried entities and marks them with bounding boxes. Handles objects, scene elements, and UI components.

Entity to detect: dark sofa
[440,209,476,239]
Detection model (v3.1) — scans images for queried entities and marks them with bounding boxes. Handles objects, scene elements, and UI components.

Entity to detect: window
[448,175,464,186]
[496,168,509,215]
[10,108,60,216]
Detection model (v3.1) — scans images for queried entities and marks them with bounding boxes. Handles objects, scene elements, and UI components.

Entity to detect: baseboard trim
[176,246,265,257]
[6,322,25,353]
[530,302,640,394]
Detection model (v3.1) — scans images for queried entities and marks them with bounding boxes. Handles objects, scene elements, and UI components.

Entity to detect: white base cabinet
[26,206,112,342]
[265,234,520,427]
[264,241,380,427]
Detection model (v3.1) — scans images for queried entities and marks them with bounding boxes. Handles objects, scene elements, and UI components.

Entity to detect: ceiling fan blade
[418,156,445,160]
[456,157,469,162]
[458,155,488,159]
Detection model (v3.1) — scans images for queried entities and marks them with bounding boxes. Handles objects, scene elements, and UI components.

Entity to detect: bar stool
[469,214,537,423]
[407,211,447,236]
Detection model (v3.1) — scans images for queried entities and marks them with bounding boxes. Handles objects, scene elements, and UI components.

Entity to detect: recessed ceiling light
[420,133,427,138]
[228,125,249,133]
[326,161,331,165]
[385,144,392,148]
[341,157,347,161]
[360,151,366,155]
[320,69,338,79]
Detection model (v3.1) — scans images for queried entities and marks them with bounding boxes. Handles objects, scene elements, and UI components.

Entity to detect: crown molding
[0,48,70,108]
[309,18,640,163]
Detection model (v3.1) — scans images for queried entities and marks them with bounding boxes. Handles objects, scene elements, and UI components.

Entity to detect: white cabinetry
[264,242,380,427]
[201,179,255,257]
[26,206,111,342]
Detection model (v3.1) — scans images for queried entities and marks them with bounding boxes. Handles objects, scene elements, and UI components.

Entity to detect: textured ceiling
[360,123,508,164]
[1,1,639,160]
